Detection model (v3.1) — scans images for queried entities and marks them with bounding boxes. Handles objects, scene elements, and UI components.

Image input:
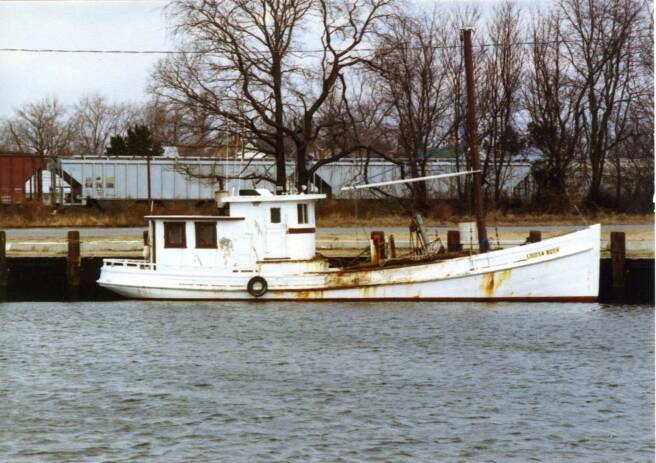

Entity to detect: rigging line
[342,170,480,191]
[564,186,589,226]
[0,33,651,55]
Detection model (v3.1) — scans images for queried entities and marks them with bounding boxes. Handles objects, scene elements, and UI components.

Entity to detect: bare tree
[439,5,480,206]
[607,15,654,210]
[559,0,648,207]
[152,0,390,192]
[524,12,585,211]
[478,2,526,204]
[71,94,132,156]
[4,97,73,157]
[0,123,17,151]
[362,11,452,214]
[140,97,218,148]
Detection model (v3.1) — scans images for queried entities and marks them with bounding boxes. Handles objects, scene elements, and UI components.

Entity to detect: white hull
[98,225,601,302]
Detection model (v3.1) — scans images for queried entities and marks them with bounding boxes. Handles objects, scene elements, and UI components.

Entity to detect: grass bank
[0,202,216,228]
[0,200,651,228]
[315,199,653,227]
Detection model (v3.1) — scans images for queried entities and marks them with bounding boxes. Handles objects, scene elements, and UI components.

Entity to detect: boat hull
[98,225,601,302]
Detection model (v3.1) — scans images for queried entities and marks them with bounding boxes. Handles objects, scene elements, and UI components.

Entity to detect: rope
[492,206,501,250]
[564,187,589,226]
[340,245,371,269]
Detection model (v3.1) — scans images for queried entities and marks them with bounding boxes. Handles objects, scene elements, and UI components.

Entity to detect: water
[0,302,653,462]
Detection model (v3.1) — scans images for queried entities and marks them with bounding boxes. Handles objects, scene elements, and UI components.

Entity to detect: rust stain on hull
[482,269,511,297]
[324,270,373,289]
[293,289,325,299]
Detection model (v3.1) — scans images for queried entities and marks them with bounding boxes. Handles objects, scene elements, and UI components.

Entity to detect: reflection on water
[0,302,653,462]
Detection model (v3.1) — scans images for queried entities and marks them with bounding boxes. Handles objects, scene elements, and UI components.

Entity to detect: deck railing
[103,259,157,271]
[102,259,231,272]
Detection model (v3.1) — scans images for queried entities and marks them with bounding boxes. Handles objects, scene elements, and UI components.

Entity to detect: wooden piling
[610,231,626,302]
[447,230,461,252]
[66,230,81,301]
[528,230,542,243]
[370,231,385,264]
[389,234,396,258]
[0,231,6,301]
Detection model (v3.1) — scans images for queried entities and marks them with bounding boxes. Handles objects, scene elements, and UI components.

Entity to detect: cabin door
[264,206,286,258]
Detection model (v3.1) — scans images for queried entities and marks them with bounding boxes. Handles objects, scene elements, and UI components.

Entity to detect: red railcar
[0,152,45,204]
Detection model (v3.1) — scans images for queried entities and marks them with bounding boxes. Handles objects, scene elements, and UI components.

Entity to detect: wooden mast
[461,28,489,253]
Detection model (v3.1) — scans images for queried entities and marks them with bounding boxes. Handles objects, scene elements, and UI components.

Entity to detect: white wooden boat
[97,189,600,301]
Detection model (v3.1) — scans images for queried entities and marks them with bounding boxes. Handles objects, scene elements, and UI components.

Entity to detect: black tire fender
[247,276,268,297]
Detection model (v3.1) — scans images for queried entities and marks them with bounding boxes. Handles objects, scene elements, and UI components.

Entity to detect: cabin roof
[221,193,326,204]
[144,215,245,221]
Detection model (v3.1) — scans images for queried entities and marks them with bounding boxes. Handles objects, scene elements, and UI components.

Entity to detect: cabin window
[270,207,281,224]
[164,222,186,248]
[195,222,217,249]
[297,204,309,224]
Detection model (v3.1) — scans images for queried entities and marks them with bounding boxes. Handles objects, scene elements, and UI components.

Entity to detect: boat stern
[97,259,157,298]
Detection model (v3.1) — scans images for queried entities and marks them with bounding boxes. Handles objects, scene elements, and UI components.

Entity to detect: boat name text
[526,247,559,259]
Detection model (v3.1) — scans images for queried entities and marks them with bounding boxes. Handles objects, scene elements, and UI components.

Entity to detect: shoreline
[0,212,652,229]
[2,224,652,258]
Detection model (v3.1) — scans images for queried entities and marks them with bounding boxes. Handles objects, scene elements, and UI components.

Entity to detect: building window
[195,222,217,248]
[297,204,308,224]
[270,207,281,223]
[164,222,186,248]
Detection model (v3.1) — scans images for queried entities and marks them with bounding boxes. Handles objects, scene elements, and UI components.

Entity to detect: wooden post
[50,164,57,207]
[147,153,153,213]
[143,230,149,246]
[370,231,385,264]
[447,230,461,252]
[528,230,542,243]
[37,169,43,202]
[66,230,81,301]
[0,231,6,301]
[59,164,65,205]
[610,231,626,302]
[389,234,396,258]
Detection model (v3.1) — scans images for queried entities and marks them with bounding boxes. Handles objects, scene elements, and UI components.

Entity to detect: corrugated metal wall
[60,157,531,200]
[62,159,220,200]
[0,153,44,204]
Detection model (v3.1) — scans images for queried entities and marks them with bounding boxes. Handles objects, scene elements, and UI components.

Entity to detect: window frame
[163,221,187,249]
[194,221,217,249]
[297,203,309,224]
[270,207,281,224]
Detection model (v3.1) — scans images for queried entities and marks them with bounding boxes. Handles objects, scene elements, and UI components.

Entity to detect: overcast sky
[0,0,540,118]
[0,0,171,117]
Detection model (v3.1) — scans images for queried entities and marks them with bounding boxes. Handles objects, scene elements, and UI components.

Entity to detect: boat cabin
[145,189,325,271]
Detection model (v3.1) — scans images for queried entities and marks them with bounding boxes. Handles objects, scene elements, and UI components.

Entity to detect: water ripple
[0,302,653,462]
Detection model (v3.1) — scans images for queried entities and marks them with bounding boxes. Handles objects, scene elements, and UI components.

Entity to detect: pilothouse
[145,189,323,273]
